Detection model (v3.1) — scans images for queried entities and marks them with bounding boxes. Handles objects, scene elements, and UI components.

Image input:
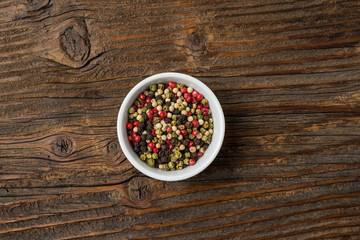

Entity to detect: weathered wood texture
[0,0,360,239]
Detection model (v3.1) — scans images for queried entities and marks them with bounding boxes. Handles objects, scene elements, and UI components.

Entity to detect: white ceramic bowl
[117,72,225,181]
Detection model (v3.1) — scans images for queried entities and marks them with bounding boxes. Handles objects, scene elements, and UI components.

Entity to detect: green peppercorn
[202,135,208,142]
[197,114,203,119]
[187,128,192,134]
[153,117,161,123]
[176,161,184,170]
[179,104,185,111]
[155,129,162,135]
[168,161,175,170]
[139,117,145,123]
[196,109,201,115]
[170,155,177,162]
[175,151,182,159]
[159,164,169,171]
[152,153,158,159]
[165,93,171,98]
[189,134,195,139]
[175,140,181,147]
[185,152,191,158]
[146,158,155,167]
[146,152,152,159]
[169,93,174,98]
[153,137,158,143]
[140,154,146,161]
[142,107,147,112]
[193,115,197,120]
[171,120,177,126]
[184,158,190,165]
[158,84,164,90]
[129,107,135,114]
[203,121,209,129]
[150,84,157,92]
[178,83,184,89]
[157,99,163,106]
[201,99,208,105]
[209,123,213,129]
[200,128,206,134]
[163,105,169,112]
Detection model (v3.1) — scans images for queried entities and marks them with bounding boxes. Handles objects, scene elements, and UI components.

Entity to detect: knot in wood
[52,136,73,157]
[128,177,153,202]
[107,141,119,155]
[59,26,90,62]
[187,31,206,53]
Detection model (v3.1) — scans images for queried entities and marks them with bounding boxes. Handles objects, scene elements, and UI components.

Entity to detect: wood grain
[0,0,360,239]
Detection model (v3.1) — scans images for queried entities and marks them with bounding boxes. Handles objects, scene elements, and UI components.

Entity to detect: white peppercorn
[199,119,204,125]
[133,127,138,133]
[187,87,193,93]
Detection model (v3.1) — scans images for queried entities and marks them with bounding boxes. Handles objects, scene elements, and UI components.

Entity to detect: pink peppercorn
[189,159,196,165]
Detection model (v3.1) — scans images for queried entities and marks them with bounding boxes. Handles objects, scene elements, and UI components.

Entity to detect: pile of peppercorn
[126,81,213,171]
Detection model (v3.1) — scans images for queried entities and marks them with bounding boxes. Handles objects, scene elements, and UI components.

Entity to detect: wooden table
[1,0,360,239]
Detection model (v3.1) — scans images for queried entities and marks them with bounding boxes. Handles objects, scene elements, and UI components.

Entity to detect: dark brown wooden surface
[1,0,360,239]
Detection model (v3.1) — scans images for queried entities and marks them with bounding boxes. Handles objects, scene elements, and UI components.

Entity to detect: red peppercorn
[132,132,137,138]
[152,129,156,136]
[188,141,194,147]
[185,96,192,103]
[181,129,187,136]
[134,135,141,142]
[138,104,143,108]
[184,92,190,99]
[197,152,203,158]
[126,123,133,129]
[204,103,209,109]
[153,147,159,153]
[196,94,204,101]
[146,97,152,104]
[148,142,155,149]
[197,104,203,109]
[128,136,133,142]
[166,126,172,133]
[189,159,196,166]
[132,105,138,111]
[165,139,170,144]
[168,144,174,149]
[160,111,167,119]
[191,97,196,103]
[187,111,192,117]
[147,111,154,120]
[192,90,198,97]
[192,120,198,128]
[169,82,176,88]
[181,87,187,93]
[192,130,197,136]
[202,108,209,115]
[139,94,146,101]
[152,108,158,114]
[133,121,139,127]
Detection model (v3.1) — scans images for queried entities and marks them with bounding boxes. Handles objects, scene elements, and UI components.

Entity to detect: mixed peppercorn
[126,81,213,171]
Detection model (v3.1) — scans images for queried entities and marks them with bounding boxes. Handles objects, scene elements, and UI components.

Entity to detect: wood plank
[0,0,360,239]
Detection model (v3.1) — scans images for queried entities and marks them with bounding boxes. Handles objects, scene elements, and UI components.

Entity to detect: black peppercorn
[203,115,209,121]
[174,109,180,115]
[159,156,168,164]
[165,118,171,123]
[155,95,162,101]
[127,129,132,135]
[147,103,152,108]
[203,143,209,149]
[185,122,193,129]
[191,152,197,159]
[170,138,177,146]
[140,141,146,146]
[140,146,147,153]
[146,134,154,141]
[141,134,147,141]
[148,93,155,99]
[154,113,159,117]
[194,138,201,145]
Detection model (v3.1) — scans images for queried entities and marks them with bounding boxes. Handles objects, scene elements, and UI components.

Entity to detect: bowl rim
[117,72,225,181]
